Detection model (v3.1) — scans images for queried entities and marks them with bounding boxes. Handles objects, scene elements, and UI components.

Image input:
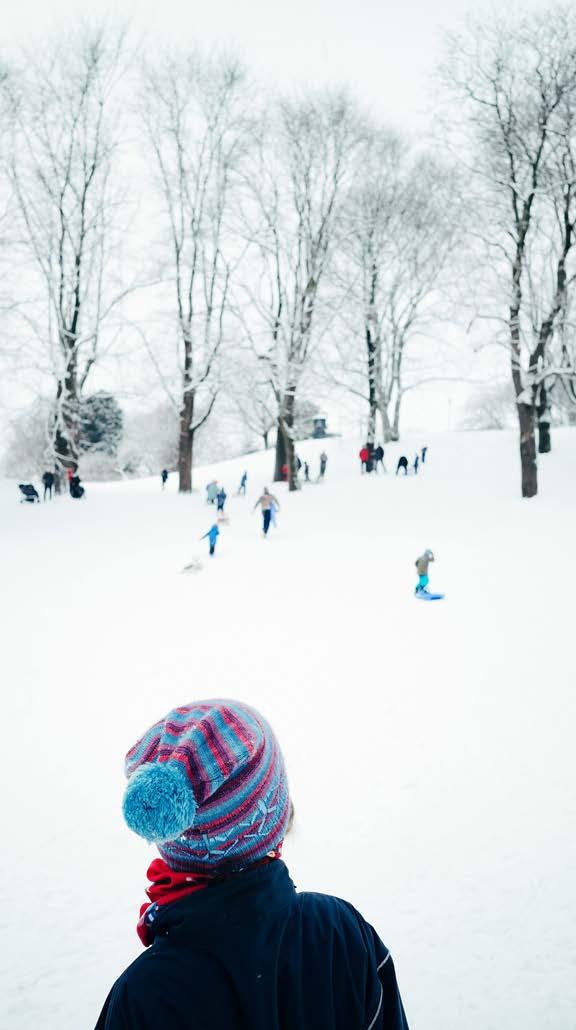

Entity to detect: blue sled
[415,590,445,601]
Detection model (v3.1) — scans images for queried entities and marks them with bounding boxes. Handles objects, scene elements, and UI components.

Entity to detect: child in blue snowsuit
[201,524,220,556]
[216,487,227,513]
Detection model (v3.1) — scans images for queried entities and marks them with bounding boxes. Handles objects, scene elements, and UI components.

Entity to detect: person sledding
[415,549,434,594]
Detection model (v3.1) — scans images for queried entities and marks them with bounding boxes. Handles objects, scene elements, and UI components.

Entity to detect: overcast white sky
[2,0,549,131]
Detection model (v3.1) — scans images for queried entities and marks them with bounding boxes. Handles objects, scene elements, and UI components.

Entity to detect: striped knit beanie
[122,700,290,873]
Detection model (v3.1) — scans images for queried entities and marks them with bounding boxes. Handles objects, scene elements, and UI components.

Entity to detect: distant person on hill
[201,523,220,557]
[396,456,408,476]
[373,445,385,472]
[42,470,54,500]
[413,455,419,475]
[206,481,218,505]
[359,445,370,473]
[304,461,310,482]
[319,451,328,479]
[161,469,168,490]
[415,549,434,593]
[216,487,227,514]
[66,467,74,493]
[238,470,248,495]
[253,488,280,536]
[421,446,428,464]
[281,464,289,482]
[69,475,85,499]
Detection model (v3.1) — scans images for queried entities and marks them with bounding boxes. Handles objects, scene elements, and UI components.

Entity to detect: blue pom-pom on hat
[123,761,197,843]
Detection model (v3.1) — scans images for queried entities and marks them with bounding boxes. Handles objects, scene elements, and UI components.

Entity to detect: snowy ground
[2,430,575,1030]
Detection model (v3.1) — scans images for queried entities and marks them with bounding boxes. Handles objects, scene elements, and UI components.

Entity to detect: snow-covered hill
[2,430,575,1030]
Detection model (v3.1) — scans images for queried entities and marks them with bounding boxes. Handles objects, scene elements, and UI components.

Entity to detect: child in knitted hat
[95,699,409,1030]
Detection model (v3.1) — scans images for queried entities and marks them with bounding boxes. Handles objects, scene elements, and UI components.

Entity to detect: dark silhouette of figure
[373,445,385,472]
[396,456,409,475]
[42,471,54,500]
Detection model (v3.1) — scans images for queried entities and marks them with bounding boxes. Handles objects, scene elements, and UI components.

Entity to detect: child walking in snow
[95,699,410,1030]
[415,549,434,593]
[201,523,220,556]
[253,488,280,536]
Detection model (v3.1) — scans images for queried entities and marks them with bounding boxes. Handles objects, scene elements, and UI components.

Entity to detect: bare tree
[241,91,363,491]
[140,51,251,492]
[228,361,276,449]
[332,132,457,446]
[0,25,131,479]
[442,6,576,496]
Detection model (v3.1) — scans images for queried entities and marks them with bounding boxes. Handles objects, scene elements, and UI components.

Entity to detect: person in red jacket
[359,445,370,473]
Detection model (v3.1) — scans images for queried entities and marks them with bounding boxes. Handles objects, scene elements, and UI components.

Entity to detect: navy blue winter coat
[95,861,409,1030]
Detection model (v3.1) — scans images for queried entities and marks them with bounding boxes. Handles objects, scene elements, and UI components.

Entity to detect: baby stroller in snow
[70,475,85,499]
[19,483,40,503]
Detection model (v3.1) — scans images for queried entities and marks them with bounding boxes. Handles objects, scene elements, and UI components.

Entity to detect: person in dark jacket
[216,486,227,513]
[396,456,408,476]
[95,700,409,1030]
[238,470,248,495]
[70,475,85,499]
[373,445,385,472]
[161,469,168,489]
[42,470,54,500]
[421,446,428,464]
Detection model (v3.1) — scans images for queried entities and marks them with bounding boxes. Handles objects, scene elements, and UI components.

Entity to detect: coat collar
[149,860,296,940]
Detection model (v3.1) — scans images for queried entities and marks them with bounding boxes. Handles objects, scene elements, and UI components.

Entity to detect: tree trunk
[391,391,402,442]
[379,404,394,443]
[367,398,377,449]
[178,390,195,493]
[54,377,80,475]
[366,262,378,448]
[518,402,538,498]
[537,384,552,453]
[274,418,286,482]
[274,390,298,490]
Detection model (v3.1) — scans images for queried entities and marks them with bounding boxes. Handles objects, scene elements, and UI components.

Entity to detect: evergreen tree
[80,393,124,455]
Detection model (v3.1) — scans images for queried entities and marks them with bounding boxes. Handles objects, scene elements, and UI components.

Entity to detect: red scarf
[137,848,283,947]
